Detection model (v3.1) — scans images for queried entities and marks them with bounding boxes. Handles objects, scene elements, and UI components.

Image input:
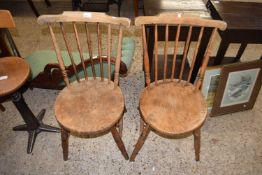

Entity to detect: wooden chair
[130,13,227,161]
[37,11,130,160]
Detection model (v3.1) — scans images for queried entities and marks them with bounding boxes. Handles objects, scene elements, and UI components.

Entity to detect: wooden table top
[0,57,30,96]
[143,0,209,17]
[210,1,262,30]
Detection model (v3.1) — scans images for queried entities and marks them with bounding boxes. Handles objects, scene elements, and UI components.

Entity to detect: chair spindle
[163,24,169,81]
[73,23,88,80]
[97,23,104,81]
[154,24,158,85]
[195,28,218,89]
[143,25,151,87]
[187,26,204,82]
[171,24,181,80]
[85,23,96,79]
[107,24,112,82]
[60,22,80,82]
[179,25,192,81]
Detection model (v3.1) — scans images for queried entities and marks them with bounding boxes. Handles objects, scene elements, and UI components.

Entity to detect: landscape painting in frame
[210,60,262,116]
[201,66,221,112]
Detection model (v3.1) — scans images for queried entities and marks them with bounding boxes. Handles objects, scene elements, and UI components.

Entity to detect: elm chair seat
[140,80,207,136]
[55,79,124,136]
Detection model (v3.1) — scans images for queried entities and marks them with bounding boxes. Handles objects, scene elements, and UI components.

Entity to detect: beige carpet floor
[0,1,262,174]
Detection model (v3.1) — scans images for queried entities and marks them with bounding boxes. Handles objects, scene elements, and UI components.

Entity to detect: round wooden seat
[140,80,208,136]
[55,79,124,136]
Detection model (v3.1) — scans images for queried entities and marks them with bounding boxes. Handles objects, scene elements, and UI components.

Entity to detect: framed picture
[201,66,222,112]
[210,60,262,117]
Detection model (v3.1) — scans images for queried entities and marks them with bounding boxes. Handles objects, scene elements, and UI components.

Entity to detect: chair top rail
[37,11,131,27]
[135,13,227,30]
[0,10,16,28]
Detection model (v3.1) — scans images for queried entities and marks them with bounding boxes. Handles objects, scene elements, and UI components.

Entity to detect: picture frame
[201,66,222,112]
[210,60,262,117]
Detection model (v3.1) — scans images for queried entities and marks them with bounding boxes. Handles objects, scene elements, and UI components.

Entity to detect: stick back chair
[37,11,130,160]
[130,13,227,161]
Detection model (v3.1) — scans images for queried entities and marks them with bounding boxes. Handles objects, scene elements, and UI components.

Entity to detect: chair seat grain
[55,79,124,136]
[140,80,207,136]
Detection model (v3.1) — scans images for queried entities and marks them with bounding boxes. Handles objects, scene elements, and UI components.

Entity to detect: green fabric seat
[25,37,135,84]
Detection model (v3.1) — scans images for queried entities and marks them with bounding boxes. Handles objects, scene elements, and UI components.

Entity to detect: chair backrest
[37,11,130,88]
[135,13,227,89]
[0,10,16,29]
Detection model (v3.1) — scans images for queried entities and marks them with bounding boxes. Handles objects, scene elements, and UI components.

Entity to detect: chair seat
[54,79,124,136]
[140,80,207,136]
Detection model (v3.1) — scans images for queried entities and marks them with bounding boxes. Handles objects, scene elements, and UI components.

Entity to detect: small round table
[0,56,59,154]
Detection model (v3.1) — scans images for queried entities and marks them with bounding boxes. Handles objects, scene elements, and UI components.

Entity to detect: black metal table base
[11,92,59,154]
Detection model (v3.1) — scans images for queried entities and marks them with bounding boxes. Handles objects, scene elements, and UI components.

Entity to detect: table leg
[44,0,51,7]
[72,0,81,10]
[234,43,247,62]
[214,37,230,65]
[11,92,59,154]
[27,0,40,17]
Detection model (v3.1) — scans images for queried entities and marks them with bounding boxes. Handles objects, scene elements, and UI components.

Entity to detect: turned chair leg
[193,128,201,161]
[111,126,129,160]
[130,124,150,161]
[61,127,69,161]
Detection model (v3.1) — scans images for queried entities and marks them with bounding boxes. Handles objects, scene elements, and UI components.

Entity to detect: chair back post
[142,25,151,87]
[195,27,217,89]
[135,14,227,88]
[37,12,130,88]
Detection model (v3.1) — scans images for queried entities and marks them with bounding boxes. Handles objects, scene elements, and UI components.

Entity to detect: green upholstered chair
[25,37,135,89]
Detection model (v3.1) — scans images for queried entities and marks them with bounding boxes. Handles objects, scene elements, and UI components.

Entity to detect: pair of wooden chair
[38,12,226,161]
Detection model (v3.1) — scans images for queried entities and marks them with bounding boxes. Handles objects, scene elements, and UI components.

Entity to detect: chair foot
[130,124,150,161]
[61,127,69,161]
[111,126,129,160]
[193,128,201,161]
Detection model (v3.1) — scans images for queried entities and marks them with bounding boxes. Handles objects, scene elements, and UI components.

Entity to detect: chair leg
[61,127,69,161]
[117,118,123,138]
[139,118,145,135]
[111,126,129,160]
[193,128,201,161]
[130,124,150,161]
